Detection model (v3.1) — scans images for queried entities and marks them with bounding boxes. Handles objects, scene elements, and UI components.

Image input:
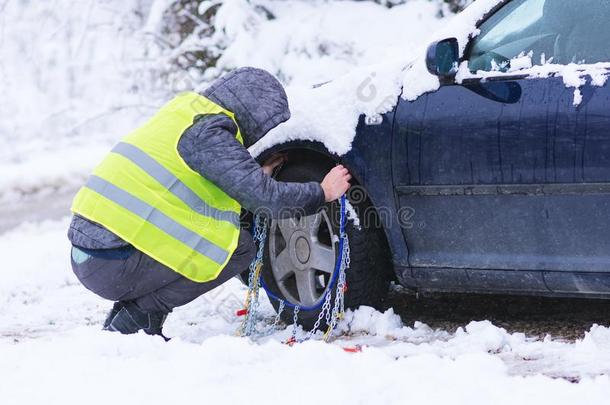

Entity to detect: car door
[392,0,610,293]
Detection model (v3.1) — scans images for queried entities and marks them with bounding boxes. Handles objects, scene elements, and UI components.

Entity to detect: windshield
[468,0,610,72]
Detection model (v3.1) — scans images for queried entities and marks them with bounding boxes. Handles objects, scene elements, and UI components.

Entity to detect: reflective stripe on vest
[85,175,229,265]
[111,142,240,228]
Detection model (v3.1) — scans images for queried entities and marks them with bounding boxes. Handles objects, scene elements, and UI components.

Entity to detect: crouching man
[68,67,351,337]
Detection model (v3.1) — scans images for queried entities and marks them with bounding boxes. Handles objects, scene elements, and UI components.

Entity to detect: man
[68,67,351,337]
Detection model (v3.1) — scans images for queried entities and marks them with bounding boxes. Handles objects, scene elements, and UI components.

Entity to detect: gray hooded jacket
[68,67,325,250]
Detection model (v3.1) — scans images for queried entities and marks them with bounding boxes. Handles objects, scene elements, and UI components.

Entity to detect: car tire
[260,158,391,330]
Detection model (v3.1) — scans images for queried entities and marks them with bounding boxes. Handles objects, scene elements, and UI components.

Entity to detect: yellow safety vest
[71,92,243,282]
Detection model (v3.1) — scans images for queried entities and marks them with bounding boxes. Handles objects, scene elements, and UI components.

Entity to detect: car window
[468,0,610,72]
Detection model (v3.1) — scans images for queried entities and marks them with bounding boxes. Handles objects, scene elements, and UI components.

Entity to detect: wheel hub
[294,236,311,265]
[269,211,338,306]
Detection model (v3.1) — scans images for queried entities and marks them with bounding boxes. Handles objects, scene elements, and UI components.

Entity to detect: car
[255,0,610,328]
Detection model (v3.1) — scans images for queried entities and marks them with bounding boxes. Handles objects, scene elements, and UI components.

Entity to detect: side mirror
[426,38,459,78]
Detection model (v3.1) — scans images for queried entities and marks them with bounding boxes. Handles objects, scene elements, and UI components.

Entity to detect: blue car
[258,0,610,327]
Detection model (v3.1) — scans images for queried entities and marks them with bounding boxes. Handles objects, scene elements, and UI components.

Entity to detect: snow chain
[237,195,351,343]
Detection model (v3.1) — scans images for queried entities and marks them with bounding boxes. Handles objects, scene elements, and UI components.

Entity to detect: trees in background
[152,0,469,87]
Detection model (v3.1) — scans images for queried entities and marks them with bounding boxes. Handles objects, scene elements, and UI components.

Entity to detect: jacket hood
[201,67,290,148]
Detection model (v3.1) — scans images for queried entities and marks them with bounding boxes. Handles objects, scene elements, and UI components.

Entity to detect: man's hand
[262,153,287,176]
[321,165,352,202]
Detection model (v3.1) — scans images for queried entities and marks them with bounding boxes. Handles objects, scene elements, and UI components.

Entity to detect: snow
[508,52,535,71]
[251,61,408,156]
[1,0,452,198]
[215,0,450,85]
[456,59,610,106]
[397,0,505,100]
[344,199,361,229]
[253,0,610,154]
[3,1,610,403]
[3,219,610,404]
[251,0,505,156]
[0,0,165,201]
[4,0,607,197]
[0,145,108,203]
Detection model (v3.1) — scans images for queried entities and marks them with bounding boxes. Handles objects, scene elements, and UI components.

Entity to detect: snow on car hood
[250,60,408,157]
[250,0,505,157]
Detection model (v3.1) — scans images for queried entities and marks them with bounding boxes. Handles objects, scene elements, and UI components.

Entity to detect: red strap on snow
[236,308,248,317]
[342,345,363,353]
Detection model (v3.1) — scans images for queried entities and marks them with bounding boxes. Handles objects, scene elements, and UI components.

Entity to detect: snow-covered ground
[3,0,610,403]
[2,219,610,404]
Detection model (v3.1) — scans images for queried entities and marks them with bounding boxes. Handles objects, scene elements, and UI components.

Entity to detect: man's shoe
[102,302,125,330]
[107,301,169,340]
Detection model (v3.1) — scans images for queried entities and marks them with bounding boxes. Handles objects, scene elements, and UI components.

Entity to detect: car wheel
[261,158,391,330]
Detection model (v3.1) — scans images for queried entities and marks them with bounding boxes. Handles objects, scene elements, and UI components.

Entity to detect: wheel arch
[257,140,397,281]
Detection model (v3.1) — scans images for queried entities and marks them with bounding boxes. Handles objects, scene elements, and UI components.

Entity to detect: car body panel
[342,112,412,271]
[389,69,610,296]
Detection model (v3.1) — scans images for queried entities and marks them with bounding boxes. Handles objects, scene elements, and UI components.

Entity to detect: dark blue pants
[70,229,255,313]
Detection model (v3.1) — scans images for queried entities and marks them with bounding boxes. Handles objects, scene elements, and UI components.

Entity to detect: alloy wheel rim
[269,210,338,307]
